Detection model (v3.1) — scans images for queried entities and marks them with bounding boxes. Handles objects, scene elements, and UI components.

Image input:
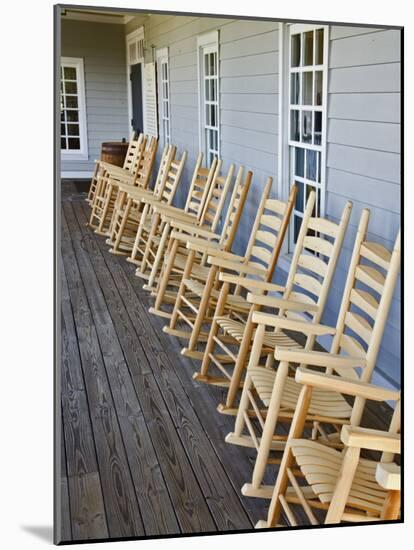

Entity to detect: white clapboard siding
[325,26,401,390]
[61,19,129,175]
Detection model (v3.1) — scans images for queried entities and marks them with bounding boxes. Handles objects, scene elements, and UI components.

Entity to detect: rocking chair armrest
[246,293,319,312]
[251,313,336,336]
[207,255,265,276]
[218,274,285,294]
[375,463,401,491]
[340,425,401,455]
[169,220,219,240]
[277,349,365,368]
[295,367,400,403]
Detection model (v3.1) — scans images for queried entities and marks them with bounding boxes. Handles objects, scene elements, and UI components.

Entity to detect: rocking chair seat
[214,316,304,349]
[289,438,387,515]
[249,366,353,418]
[184,280,251,312]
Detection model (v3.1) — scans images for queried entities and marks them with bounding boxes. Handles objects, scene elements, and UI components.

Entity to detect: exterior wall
[61,20,129,175]
[125,17,401,389]
[131,15,280,256]
[323,26,401,389]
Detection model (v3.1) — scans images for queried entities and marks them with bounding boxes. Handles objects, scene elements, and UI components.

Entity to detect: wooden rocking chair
[255,368,400,527]
[192,191,351,394]
[160,181,297,361]
[229,214,400,499]
[125,153,214,272]
[88,136,157,235]
[105,145,187,256]
[149,166,252,321]
[132,158,236,293]
[86,132,142,205]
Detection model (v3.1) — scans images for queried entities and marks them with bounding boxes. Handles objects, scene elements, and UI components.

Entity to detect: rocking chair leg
[250,361,289,491]
[170,250,196,329]
[153,238,179,312]
[147,218,168,287]
[198,282,230,377]
[113,197,131,251]
[264,384,313,528]
[187,265,218,351]
[224,310,257,409]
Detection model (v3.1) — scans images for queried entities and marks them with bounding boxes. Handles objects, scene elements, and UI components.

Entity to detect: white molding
[125,26,145,136]
[62,11,124,25]
[60,57,88,161]
[61,171,93,179]
[197,30,220,163]
[156,47,169,61]
[126,27,145,43]
[197,30,219,49]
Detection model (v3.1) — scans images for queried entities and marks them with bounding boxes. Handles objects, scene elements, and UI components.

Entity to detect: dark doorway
[130,63,144,135]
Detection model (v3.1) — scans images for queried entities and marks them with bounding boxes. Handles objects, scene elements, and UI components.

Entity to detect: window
[197,31,220,167]
[60,57,88,159]
[288,25,328,245]
[156,48,171,145]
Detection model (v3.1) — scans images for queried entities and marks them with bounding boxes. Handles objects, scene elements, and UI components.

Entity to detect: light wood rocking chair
[88,136,157,235]
[192,191,351,395]
[255,368,400,527]
[229,213,400,499]
[86,132,142,205]
[132,158,236,293]
[160,181,297,362]
[148,166,252,320]
[105,145,187,256]
[125,153,214,274]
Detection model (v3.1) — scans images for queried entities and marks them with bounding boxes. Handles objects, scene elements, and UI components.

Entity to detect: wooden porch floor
[59,181,276,543]
[59,181,395,543]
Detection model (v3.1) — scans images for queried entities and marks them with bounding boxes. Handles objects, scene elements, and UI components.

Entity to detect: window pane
[65,96,78,108]
[315,29,324,65]
[295,181,304,212]
[67,123,79,136]
[63,66,77,80]
[61,123,66,136]
[290,110,300,142]
[211,104,217,127]
[294,215,302,243]
[211,79,216,102]
[314,112,322,145]
[64,81,78,94]
[68,138,80,150]
[314,71,323,105]
[294,147,305,177]
[291,73,300,104]
[291,34,300,67]
[61,138,67,149]
[302,111,312,143]
[303,71,313,105]
[66,110,79,122]
[303,31,314,65]
[306,149,317,181]
[210,53,216,76]
[164,100,169,118]
[204,54,209,76]
[60,111,65,122]
[205,79,210,101]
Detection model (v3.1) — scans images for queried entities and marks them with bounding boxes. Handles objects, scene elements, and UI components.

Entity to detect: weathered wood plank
[76,202,255,531]
[67,202,213,534]
[59,412,73,543]
[62,206,146,539]
[76,202,271,526]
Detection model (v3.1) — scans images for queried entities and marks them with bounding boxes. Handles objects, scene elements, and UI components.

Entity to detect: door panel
[130,63,144,135]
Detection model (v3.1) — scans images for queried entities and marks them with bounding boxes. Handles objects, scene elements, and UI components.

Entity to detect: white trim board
[60,56,88,161]
[61,171,93,179]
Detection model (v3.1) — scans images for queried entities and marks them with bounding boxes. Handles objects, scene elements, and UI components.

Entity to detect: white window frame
[126,27,145,136]
[279,23,329,251]
[197,30,220,166]
[156,47,171,145]
[60,57,88,160]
